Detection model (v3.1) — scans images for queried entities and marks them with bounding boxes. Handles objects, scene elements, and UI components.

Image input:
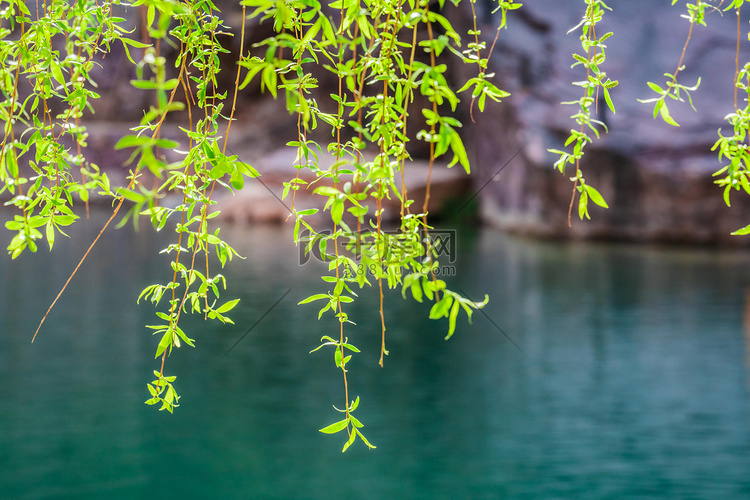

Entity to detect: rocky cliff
[457,0,750,244]
[52,1,750,244]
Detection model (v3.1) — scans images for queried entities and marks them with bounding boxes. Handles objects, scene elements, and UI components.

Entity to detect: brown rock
[210,147,472,225]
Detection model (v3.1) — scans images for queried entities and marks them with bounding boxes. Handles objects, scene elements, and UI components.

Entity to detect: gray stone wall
[452,0,750,244]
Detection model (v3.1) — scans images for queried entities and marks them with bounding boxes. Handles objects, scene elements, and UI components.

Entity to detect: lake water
[2,211,750,499]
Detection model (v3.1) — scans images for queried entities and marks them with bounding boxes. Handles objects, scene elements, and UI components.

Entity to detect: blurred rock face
[456,1,750,244]
[72,1,750,243]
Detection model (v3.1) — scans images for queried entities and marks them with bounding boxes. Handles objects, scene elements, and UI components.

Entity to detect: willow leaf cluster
[0,0,510,450]
[549,0,616,225]
[239,0,499,450]
[6,0,750,453]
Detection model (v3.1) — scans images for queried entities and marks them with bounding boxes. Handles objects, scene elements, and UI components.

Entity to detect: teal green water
[2,211,750,498]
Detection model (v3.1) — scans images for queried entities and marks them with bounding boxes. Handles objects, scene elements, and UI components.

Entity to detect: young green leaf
[584,184,609,208]
[319,419,349,434]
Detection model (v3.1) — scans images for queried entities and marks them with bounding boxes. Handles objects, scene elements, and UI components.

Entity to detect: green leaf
[319,419,349,434]
[449,131,470,174]
[114,135,152,150]
[237,162,260,178]
[603,88,615,114]
[732,224,750,235]
[349,414,364,428]
[342,343,360,352]
[651,99,663,119]
[50,62,66,88]
[314,186,341,197]
[130,78,179,90]
[578,191,588,220]
[331,200,344,225]
[410,278,423,303]
[121,38,151,48]
[584,184,609,208]
[297,208,319,216]
[659,103,680,127]
[155,330,172,358]
[174,326,196,348]
[334,347,343,367]
[354,428,376,449]
[230,170,244,190]
[298,294,330,304]
[154,138,179,149]
[342,428,357,452]
[46,221,54,251]
[647,82,664,94]
[446,300,460,339]
[216,298,240,314]
[429,295,453,319]
[740,174,750,195]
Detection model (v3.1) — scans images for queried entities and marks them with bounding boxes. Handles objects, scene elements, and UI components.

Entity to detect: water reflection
[1,213,750,498]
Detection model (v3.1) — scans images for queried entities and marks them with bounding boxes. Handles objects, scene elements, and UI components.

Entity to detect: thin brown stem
[2,31,27,220]
[290,7,305,215]
[468,0,481,122]
[353,24,378,249]
[334,2,350,431]
[377,187,386,368]
[397,24,420,222]
[33,43,188,342]
[376,7,401,367]
[225,6,247,147]
[225,6,251,151]
[673,19,695,82]
[32,188,127,343]
[422,20,437,218]
[567,177,579,227]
